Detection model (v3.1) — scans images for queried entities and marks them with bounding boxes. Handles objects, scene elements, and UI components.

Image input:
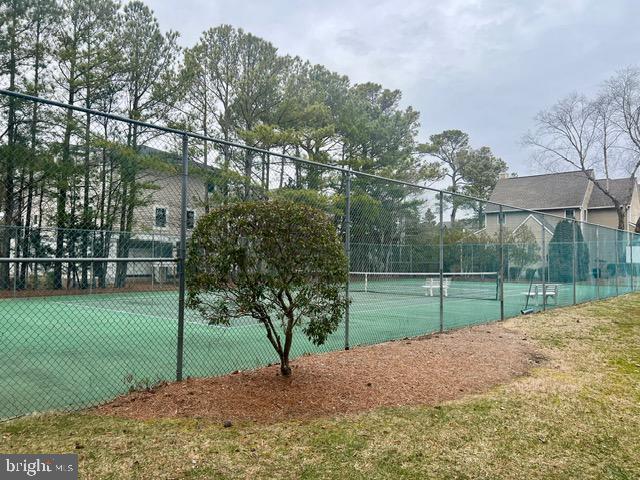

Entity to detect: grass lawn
[2,293,639,479]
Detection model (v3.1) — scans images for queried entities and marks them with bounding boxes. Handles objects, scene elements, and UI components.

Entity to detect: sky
[146,0,640,176]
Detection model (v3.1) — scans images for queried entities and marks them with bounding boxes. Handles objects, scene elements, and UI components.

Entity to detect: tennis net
[350,271,499,300]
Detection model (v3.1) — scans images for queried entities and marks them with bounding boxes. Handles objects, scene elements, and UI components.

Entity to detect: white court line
[49,301,260,330]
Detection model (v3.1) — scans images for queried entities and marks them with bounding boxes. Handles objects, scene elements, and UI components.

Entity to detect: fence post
[439,191,444,333]
[344,169,351,351]
[572,220,577,305]
[498,205,504,320]
[615,229,620,297]
[151,232,155,290]
[541,217,546,311]
[595,225,600,299]
[630,231,635,292]
[176,134,188,382]
[89,233,94,295]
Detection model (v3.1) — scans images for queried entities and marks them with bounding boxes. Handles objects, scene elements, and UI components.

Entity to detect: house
[121,146,212,284]
[12,144,213,288]
[483,170,640,271]
[484,170,639,237]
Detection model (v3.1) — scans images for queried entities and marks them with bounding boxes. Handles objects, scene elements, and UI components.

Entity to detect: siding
[134,171,207,238]
[587,209,620,230]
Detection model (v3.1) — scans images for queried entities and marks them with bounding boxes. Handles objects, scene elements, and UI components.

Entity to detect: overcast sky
[146,0,640,176]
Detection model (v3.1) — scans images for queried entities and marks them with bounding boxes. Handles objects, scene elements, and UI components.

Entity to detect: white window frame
[154,205,168,229]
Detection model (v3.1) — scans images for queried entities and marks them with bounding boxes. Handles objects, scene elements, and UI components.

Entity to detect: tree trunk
[81,87,92,289]
[279,357,291,376]
[280,320,294,376]
[279,146,285,189]
[114,180,130,288]
[0,11,18,290]
[261,315,293,377]
[617,205,625,231]
[115,119,140,288]
[20,21,43,289]
[203,134,209,212]
[67,176,78,289]
[243,149,252,199]
[55,73,77,289]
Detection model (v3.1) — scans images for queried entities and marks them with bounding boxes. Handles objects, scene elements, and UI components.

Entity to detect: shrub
[548,220,590,283]
[186,199,348,376]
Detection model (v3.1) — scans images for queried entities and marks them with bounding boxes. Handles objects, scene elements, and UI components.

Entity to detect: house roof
[588,178,637,208]
[486,170,592,213]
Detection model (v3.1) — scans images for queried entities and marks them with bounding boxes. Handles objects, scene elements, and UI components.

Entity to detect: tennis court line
[48,301,261,330]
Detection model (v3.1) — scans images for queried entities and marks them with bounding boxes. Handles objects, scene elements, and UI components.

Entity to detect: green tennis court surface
[0,278,633,419]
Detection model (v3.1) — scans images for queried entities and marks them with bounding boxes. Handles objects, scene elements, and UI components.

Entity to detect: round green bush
[186,199,348,376]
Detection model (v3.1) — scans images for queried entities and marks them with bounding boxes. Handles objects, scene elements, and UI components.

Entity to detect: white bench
[523,284,559,305]
[422,278,450,297]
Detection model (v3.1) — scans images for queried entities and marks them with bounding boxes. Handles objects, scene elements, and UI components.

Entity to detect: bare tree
[608,68,640,178]
[524,92,628,230]
[593,91,623,182]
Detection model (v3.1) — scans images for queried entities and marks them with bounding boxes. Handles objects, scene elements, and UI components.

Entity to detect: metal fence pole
[89,233,94,295]
[572,220,577,305]
[631,231,635,292]
[12,226,18,296]
[541,218,546,311]
[615,229,620,297]
[498,205,504,320]
[344,169,351,351]
[151,232,155,290]
[595,226,600,300]
[439,191,444,332]
[176,134,188,382]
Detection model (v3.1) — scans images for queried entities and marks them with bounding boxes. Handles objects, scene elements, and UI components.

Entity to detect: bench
[422,278,450,297]
[523,284,559,305]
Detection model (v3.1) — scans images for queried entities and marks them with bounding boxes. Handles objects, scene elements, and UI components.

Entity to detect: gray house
[484,171,639,241]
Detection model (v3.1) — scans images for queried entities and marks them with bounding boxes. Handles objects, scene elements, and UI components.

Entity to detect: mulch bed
[96,324,540,424]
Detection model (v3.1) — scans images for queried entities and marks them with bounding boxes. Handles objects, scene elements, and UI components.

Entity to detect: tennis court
[0,273,630,419]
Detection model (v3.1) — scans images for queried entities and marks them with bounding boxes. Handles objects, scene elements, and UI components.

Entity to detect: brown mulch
[96,324,541,424]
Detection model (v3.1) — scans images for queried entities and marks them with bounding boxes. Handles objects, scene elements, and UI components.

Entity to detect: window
[207,182,215,194]
[564,209,575,219]
[155,207,167,228]
[497,212,506,225]
[186,210,195,229]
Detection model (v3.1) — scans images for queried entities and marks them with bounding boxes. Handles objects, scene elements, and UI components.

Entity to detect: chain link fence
[1,89,639,419]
